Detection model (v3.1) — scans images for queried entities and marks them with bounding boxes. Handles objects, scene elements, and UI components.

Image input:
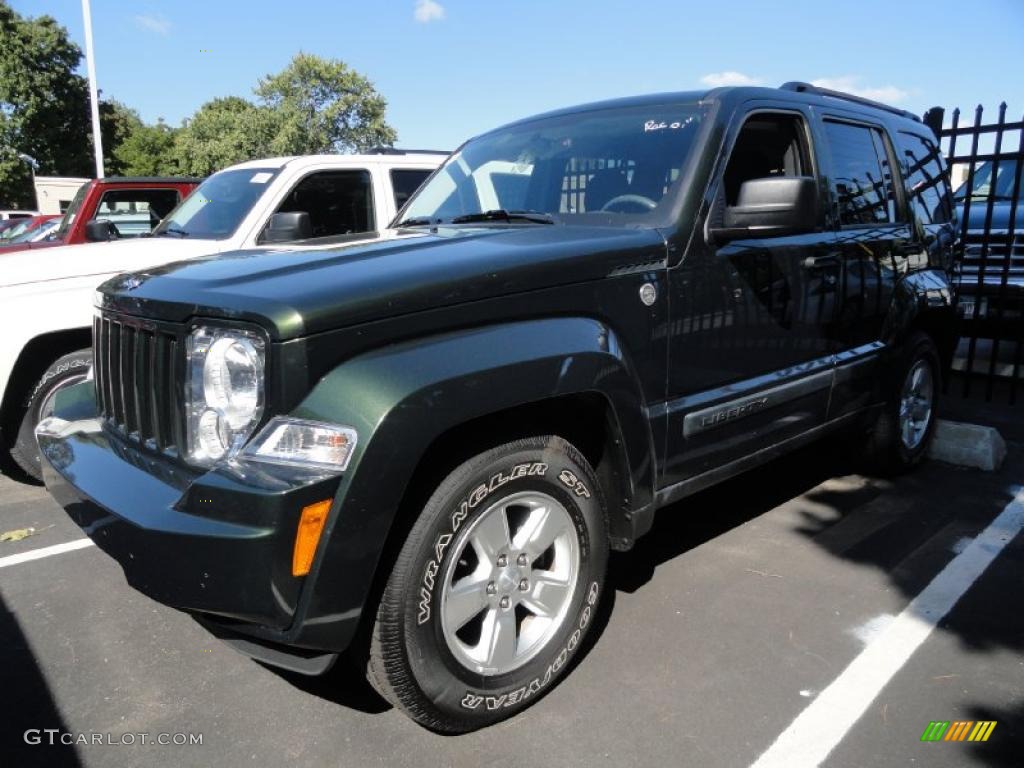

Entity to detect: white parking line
[0,538,95,569]
[751,485,1024,768]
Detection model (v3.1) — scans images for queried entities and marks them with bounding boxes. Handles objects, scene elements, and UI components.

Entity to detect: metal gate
[924,104,1024,403]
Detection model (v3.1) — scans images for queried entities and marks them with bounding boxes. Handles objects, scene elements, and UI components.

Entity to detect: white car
[0,210,39,221]
[0,150,444,479]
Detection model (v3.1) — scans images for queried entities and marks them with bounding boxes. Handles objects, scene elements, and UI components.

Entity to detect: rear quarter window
[897,131,953,224]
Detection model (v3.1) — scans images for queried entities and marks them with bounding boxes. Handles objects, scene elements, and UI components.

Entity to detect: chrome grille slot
[93,313,182,454]
[960,231,1024,279]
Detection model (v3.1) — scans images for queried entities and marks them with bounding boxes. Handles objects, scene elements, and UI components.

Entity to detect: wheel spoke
[522,572,572,618]
[480,608,517,669]
[911,364,923,392]
[470,508,511,563]
[512,504,567,556]
[441,490,581,676]
[445,572,489,631]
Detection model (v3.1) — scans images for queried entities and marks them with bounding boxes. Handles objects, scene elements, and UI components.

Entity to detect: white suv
[0,150,444,479]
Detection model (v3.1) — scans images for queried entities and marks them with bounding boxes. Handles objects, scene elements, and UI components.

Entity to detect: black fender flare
[883,268,958,369]
[286,316,655,650]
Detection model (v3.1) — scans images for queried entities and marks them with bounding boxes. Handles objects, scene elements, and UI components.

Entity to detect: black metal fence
[924,104,1024,403]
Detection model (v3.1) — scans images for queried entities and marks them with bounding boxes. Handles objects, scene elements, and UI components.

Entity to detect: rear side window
[823,120,897,226]
[94,188,181,238]
[390,169,432,212]
[897,132,953,224]
[275,170,375,238]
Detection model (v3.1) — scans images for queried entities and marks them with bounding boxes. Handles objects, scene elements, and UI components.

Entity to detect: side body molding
[282,317,656,650]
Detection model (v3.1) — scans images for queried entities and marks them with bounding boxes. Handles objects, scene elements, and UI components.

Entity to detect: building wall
[34,176,90,215]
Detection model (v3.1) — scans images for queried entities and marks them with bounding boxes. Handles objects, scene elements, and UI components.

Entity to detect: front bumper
[38,381,345,642]
[956,274,1024,320]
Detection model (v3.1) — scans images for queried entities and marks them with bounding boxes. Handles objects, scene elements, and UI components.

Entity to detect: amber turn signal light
[292,499,332,576]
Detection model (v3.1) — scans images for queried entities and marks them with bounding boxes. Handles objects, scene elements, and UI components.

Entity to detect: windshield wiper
[449,209,555,225]
[395,216,437,227]
[154,227,190,237]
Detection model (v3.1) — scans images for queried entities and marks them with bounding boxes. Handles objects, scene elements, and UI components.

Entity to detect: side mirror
[85,219,118,242]
[261,211,312,244]
[709,176,818,244]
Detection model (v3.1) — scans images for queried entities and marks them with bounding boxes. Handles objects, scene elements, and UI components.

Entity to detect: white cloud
[134,13,171,35]
[810,76,908,104]
[700,71,763,88]
[414,0,445,23]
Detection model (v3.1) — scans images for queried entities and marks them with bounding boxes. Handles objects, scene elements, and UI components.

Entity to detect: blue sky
[12,0,1024,151]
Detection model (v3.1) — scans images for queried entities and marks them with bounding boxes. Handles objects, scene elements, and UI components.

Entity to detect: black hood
[99,225,667,340]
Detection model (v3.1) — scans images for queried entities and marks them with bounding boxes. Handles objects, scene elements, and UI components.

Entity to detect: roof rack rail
[779,81,920,122]
[367,146,450,156]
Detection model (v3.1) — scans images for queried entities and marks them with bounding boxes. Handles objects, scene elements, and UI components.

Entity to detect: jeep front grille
[93,313,185,454]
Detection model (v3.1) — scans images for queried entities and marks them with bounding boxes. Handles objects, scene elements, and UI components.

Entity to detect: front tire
[860,331,940,474]
[10,349,91,482]
[367,436,608,733]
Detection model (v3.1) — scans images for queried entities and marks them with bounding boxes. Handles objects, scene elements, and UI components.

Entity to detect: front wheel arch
[1,327,92,473]
[344,394,633,661]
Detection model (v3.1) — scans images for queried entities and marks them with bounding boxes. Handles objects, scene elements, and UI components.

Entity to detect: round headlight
[186,327,266,467]
[203,336,262,429]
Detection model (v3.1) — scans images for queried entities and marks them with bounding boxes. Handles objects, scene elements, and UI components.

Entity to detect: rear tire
[10,349,91,482]
[367,435,608,733]
[859,332,939,474]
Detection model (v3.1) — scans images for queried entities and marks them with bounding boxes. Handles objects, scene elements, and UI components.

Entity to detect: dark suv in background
[39,82,957,732]
[953,159,1022,331]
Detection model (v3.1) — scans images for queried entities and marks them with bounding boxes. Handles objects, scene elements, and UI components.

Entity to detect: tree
[100,99,144,176]
[0,1,92,207]
[172,97,281,177]
[113,119,181,176]
[255,53,397,155]
[172,54,398,175]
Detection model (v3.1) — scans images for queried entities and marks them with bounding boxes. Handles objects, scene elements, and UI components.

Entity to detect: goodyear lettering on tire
[459,581,599,711]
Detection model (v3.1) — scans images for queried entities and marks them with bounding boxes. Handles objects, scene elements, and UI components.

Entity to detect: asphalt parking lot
[2,431,1022,768]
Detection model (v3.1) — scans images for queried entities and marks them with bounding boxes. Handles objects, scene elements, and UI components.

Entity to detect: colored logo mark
[921,720,997,742]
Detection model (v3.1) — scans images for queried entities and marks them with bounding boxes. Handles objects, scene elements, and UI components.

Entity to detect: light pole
[17,153,40,211]
[81,0,104,178]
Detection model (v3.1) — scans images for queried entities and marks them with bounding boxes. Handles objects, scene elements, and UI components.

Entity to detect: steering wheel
[600,194,658,213]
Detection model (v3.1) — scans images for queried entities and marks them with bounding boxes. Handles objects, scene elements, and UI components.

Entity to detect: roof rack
[105,176,204,182]
[779,81,920,122]
[367,147,450,156]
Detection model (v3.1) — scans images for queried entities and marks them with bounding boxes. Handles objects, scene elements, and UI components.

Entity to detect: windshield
[53,182,89,239]
[954,159,1020,201]
[153,167,279,239]
[13,219,58,243]
[399,102,707,227]
[0,219,32,241]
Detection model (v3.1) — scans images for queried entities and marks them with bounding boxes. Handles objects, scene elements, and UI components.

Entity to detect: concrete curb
[929,419,1007,471]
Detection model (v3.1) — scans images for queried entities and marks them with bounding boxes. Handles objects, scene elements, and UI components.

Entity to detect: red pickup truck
[2,176,201,254]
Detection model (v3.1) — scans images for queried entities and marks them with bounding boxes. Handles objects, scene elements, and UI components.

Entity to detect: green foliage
[0,1,91,206]
[113,119,181,176]
[172,97,281,176]
[0,11,399,200]
[173,54,398,174]
[255,52,397,154]
[100,100,144,176]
